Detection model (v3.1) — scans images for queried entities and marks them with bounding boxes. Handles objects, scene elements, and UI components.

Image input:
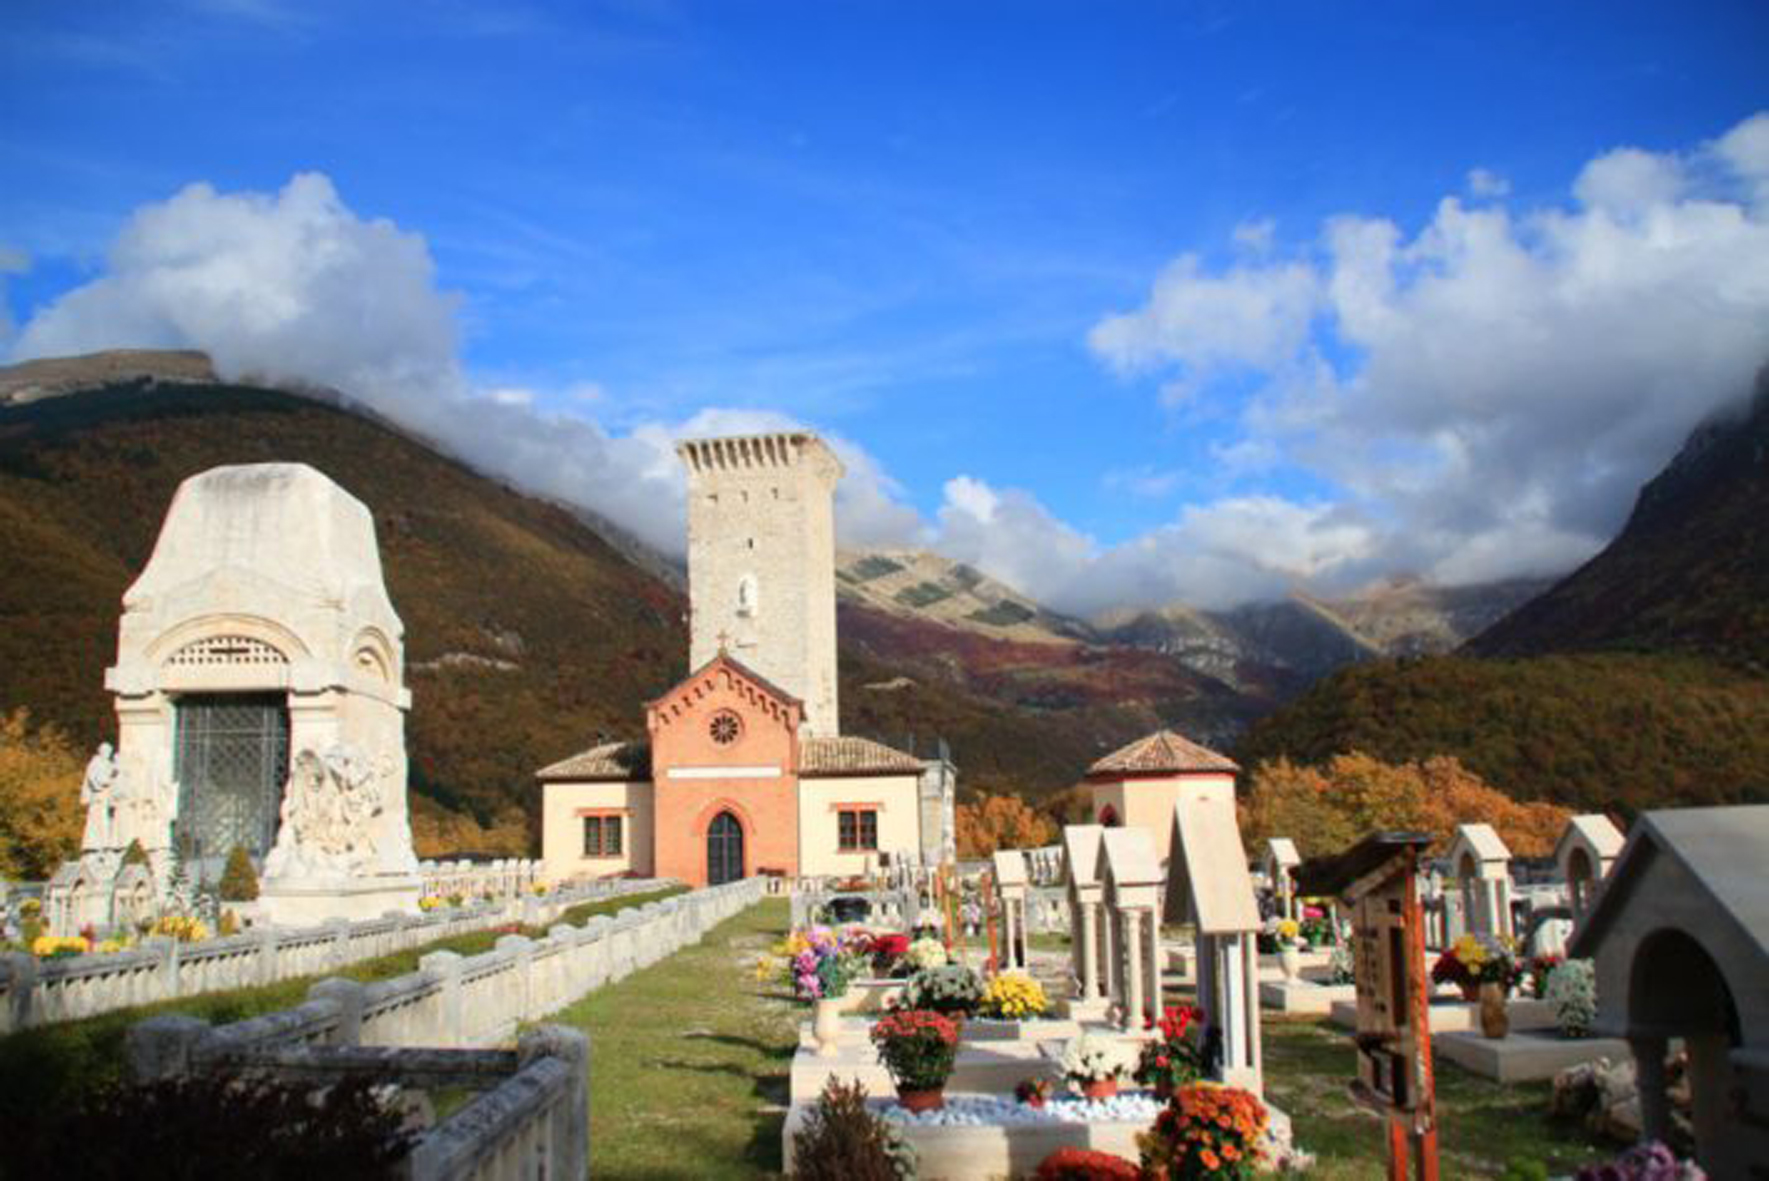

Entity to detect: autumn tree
[1241,749,1571,859]
[0,709,85,878]
[956,792,1058,858]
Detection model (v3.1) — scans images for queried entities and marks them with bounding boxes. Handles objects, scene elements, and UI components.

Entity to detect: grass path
[547,897,798,1180]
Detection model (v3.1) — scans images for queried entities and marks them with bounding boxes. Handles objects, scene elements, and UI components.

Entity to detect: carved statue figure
[80,743,120,850]
[263,743,386,880]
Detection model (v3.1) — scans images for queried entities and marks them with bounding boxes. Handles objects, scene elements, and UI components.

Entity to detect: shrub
[791,1077,916,1181]
[11,1071,415,1179]
[219,845,260,902]
[1034,1146,1141,1179]
[899,965,982,1017]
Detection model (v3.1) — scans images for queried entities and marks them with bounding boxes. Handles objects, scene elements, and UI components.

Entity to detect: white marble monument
[95,462,420,924]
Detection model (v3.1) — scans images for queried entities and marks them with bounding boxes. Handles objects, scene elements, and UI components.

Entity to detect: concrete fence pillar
[519,1025,590,1181]
[328,919,351,970]
[255,926,280,986]
[419,950,464,1044]
[497,935,534,1023]
[308,977,367,1046]
[2,952,38,1033]
[127,1013,211,1082]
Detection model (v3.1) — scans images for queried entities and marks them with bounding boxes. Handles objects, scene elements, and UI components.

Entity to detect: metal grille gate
[174,693,290,868]
[707,812,744,886]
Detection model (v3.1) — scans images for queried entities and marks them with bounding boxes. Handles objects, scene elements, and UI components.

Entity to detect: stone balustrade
[0,877,669,1034]
[418,858,546,902]
[120,876,766,1179]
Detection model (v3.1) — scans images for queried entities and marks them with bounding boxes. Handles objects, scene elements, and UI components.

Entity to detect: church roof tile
[800,735,924,776]
[1086,729,1238,777]
[535,740,651,782]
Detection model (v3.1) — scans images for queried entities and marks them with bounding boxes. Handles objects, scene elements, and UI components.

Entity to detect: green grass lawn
[0,884,685,1137]
[543,904,1614,1179]
[546,897,800,1180]
[1261,1016,1608,1179]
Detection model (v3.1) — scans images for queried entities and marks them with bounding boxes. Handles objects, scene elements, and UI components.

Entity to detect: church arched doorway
[707,811,745,885]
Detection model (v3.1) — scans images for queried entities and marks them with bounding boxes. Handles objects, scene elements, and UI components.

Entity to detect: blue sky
[5,2,1769,611]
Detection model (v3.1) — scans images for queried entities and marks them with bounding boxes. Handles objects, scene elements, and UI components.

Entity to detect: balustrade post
[308,977,367,1046]
[419,950,463,1044]
[519,1025,590,1181]
[126,1013,211,1082]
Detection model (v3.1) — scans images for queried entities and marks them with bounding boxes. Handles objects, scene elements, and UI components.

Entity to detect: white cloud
[1467,168,1511,199]
[1088,111,1769,597]
[5,173,925,562]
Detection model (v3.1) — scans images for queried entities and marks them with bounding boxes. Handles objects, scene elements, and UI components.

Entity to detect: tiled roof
[535,741,651,782]
[1086,729,1238,777]
[801,735,924,776]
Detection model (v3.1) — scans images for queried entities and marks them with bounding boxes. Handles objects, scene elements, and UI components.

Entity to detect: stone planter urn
[1478,982,1510,1039]
[1081,1078,1120,1101]
[1278,943,1303,982]
[813,997,843,1057]
[896,1086,945,1113]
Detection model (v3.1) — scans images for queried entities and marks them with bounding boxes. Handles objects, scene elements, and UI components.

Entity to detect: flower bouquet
[899,964,984,1017]
[1134,1005,1206,1097]
[773,926,866,1001]
[870,1008,960,1110]
[860,931,911,977]
[1137,1082,1268,1179]
[979,972,1048,1020]
[1015,1077,1055,1108]
[1544,958,1597,1039]
[1033,1146,1141,1179]
[903,936,948,973]
[1060,1032,1136,1100]
[1431,933,1522,999]
[31,934,90,960]
[1526,953,1564,999]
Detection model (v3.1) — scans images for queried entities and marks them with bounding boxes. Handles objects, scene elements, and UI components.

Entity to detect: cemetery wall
[0,876,667,1033]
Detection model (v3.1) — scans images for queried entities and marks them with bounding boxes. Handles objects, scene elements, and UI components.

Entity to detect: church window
[709,709,742,746]
[737,574,758,617]
[583,815,623,857]
[838,808,878,851]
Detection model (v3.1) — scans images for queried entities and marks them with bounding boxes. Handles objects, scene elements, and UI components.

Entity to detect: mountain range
[3,349,1762,846]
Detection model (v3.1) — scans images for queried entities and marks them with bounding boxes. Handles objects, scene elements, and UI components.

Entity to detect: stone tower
[678,433,843,737]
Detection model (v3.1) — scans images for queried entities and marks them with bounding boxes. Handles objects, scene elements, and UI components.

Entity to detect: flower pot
[1478,982,1509,1039]
[1081,1079,1119,1101]
[896,1086,945,1112]
[1278,944,1302,982]
[813,997,843,1057]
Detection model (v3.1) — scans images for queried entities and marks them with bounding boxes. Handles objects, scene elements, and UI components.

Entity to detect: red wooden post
[1401,846,1441,1180]
[980,870,999,975]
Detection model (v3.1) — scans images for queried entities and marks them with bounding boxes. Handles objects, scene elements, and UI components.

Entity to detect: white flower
[1059,1033,1135,1085]
[1545,958,1597,1037]
[906,937,948,971]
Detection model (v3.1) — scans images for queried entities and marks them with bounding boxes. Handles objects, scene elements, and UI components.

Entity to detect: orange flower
[1200,1148,1220,1170]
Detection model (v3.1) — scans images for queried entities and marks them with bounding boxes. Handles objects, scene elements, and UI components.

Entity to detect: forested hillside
[1237,371,1769,817]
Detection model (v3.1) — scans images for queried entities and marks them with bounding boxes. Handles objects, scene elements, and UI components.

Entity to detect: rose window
[709,710,742,746]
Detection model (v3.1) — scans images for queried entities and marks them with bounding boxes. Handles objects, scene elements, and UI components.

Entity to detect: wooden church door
[707,811,744,885]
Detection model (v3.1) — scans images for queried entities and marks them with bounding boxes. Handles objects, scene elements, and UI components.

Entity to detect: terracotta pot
[812,997,842,1058]
[1278,944,1302,982]
[1081,1078,1119,1101]
[897,1086,946,1112]
[1478,982,1510,1039]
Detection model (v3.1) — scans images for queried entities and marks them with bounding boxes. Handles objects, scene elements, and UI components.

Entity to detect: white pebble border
[879,1092,1164,1128]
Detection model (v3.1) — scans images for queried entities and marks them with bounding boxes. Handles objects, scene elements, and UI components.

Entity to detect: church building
[537,433,954,887]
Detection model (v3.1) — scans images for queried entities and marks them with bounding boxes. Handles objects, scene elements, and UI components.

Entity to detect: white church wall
[540,780,655,883]
[796,774,921,879]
